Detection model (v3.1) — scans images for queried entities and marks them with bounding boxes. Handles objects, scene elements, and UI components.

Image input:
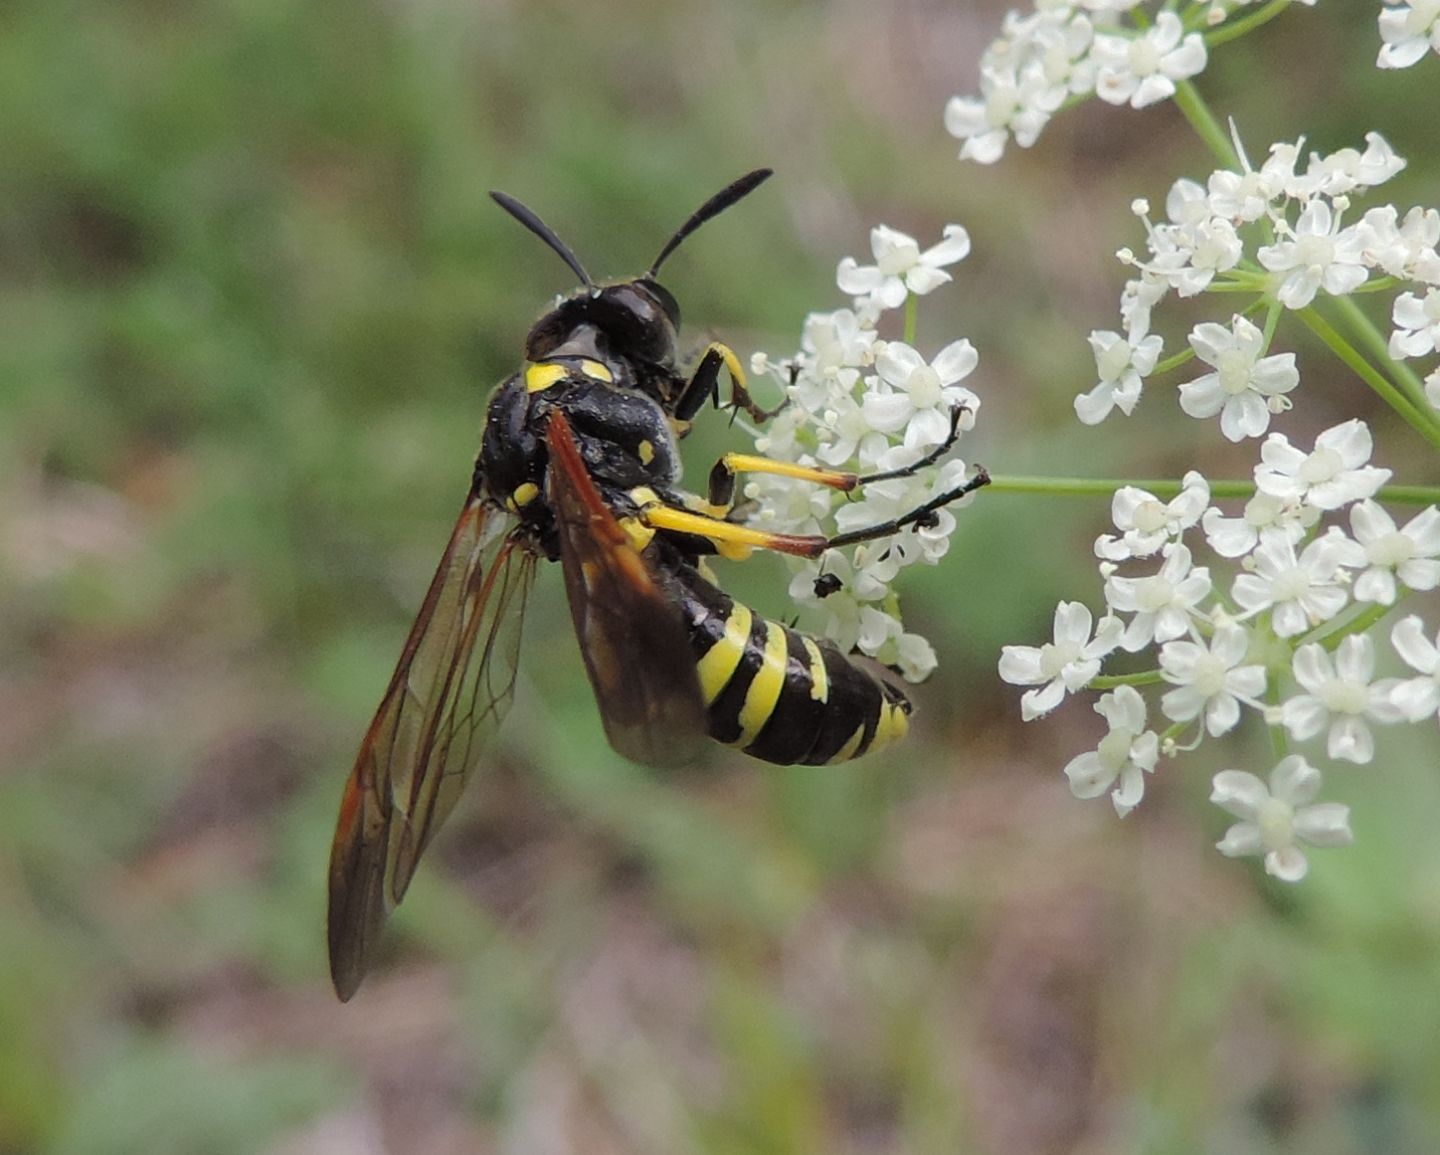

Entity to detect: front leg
[673,342,787,426]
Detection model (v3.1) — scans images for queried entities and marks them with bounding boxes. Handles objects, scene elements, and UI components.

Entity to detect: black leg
[824,466,991,551]
[673,347,724,424]
[853,405,969,485]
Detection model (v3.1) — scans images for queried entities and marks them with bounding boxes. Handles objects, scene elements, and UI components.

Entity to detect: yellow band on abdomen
[696,604,752,706]
[736,620,789,749]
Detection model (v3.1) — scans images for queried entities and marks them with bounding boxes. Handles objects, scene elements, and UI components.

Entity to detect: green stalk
[1204,0,1296,49]
[1295,306,1440,450]
[1327,293,1434,417]
[988,475,1253,499]
[985,475,1440,505]
[1090,670,1165,691]
[1154,346,1200,376]
[1172,80,1237,169]
[1300,601,1395,652]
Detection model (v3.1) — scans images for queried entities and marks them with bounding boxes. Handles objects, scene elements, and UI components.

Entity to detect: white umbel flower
[999,601,1122,720]
[1304,133,1407,198]
[1104,543,1213,652]
[1091,12,1207,109]
[1377,0,1440,69]
[944,9,1096,164]
[1095,471,1210,561]
[1391,615,1440,722]
[1348,500,1440,604]
[1201,492,1315,559]
[1211,757,1353,882]
[864,339,979,451]
[1280,636,1406,764]
[945,64,1060,165]
[1257,199,1370,310]
[1388,288,1440,360]
[1361,204,1440,280]
[1230,533,1358,638]
[1178,316,1299,441]
[1062,685,1159,817]
[1254,419,1392,512]
[1159,624,1267,736]
[799,309,877,383]
[837,224,971,311]
[1075,329,1163,423]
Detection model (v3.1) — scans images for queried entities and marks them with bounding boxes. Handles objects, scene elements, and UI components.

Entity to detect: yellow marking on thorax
[507,481,539,511]
[800,637,829,703]
[697,604,752,705]
[637,439,654,466]
[826,721,868,764]
[525,362,568,393]
[736,620,789,748]
[580,359,613,382]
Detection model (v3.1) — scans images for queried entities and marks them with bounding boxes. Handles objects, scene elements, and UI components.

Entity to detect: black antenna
[490,190,593,286]
[648,168,773,277]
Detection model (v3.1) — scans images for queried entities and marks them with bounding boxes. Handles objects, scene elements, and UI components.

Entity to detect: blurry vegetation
[1,0,1438,1152]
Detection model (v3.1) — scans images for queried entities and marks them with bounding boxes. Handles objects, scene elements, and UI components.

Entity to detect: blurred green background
[3,1,1440,1152]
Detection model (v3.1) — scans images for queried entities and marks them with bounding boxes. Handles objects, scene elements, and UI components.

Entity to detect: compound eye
[637,278,681,328]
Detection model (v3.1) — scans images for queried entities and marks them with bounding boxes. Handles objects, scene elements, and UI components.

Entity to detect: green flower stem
[1301,601,1395,652]
[1090,670,1166,690]
[1327,293,1433,416]
[1261,296,1284,347]
[1206,277,1274,293]
[1154,346,1199,376]
[1160,720,1192,748]
[985,475,1440,505]
[1267,713,1289,761]
[903,294,917,346]
[1173,79,1237,169]
[1203,0,1296,49]
[1373,485,1440,504]
[1295,306,1440,450]
[988,475,1253,500]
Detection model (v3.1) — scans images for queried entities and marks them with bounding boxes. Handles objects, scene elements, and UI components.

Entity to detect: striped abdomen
[657,561,912,765]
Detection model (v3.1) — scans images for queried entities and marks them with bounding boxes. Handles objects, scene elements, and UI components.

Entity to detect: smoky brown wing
[327,496,536,1001]
[545,410,707,769]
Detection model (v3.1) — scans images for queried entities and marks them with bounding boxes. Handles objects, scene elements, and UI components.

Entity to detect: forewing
[545,410,707,768]
[327,496,536,1000]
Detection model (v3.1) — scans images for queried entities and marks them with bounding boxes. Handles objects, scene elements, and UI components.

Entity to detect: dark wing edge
[544,409,707,769]
[327,495,536,1000]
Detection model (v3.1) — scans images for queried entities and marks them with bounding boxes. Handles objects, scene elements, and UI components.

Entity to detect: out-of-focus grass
[2,1,1439,1152]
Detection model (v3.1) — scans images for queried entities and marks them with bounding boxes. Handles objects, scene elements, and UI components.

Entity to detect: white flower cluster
[744,224,982,682]
[946,3,1212,165]
[951,3,1440,885]
[1378,0,1440,69]
[1001,418,1440,880]
[1077,130,1440,433]
[946,2,1440,168]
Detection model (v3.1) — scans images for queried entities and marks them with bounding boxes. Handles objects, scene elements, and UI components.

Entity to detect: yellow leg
[639,503,826,560]
[708,452,857,509]
[704,341,748,392]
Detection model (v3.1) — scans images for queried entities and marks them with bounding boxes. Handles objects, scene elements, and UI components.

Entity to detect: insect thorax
[478,365,684,547]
